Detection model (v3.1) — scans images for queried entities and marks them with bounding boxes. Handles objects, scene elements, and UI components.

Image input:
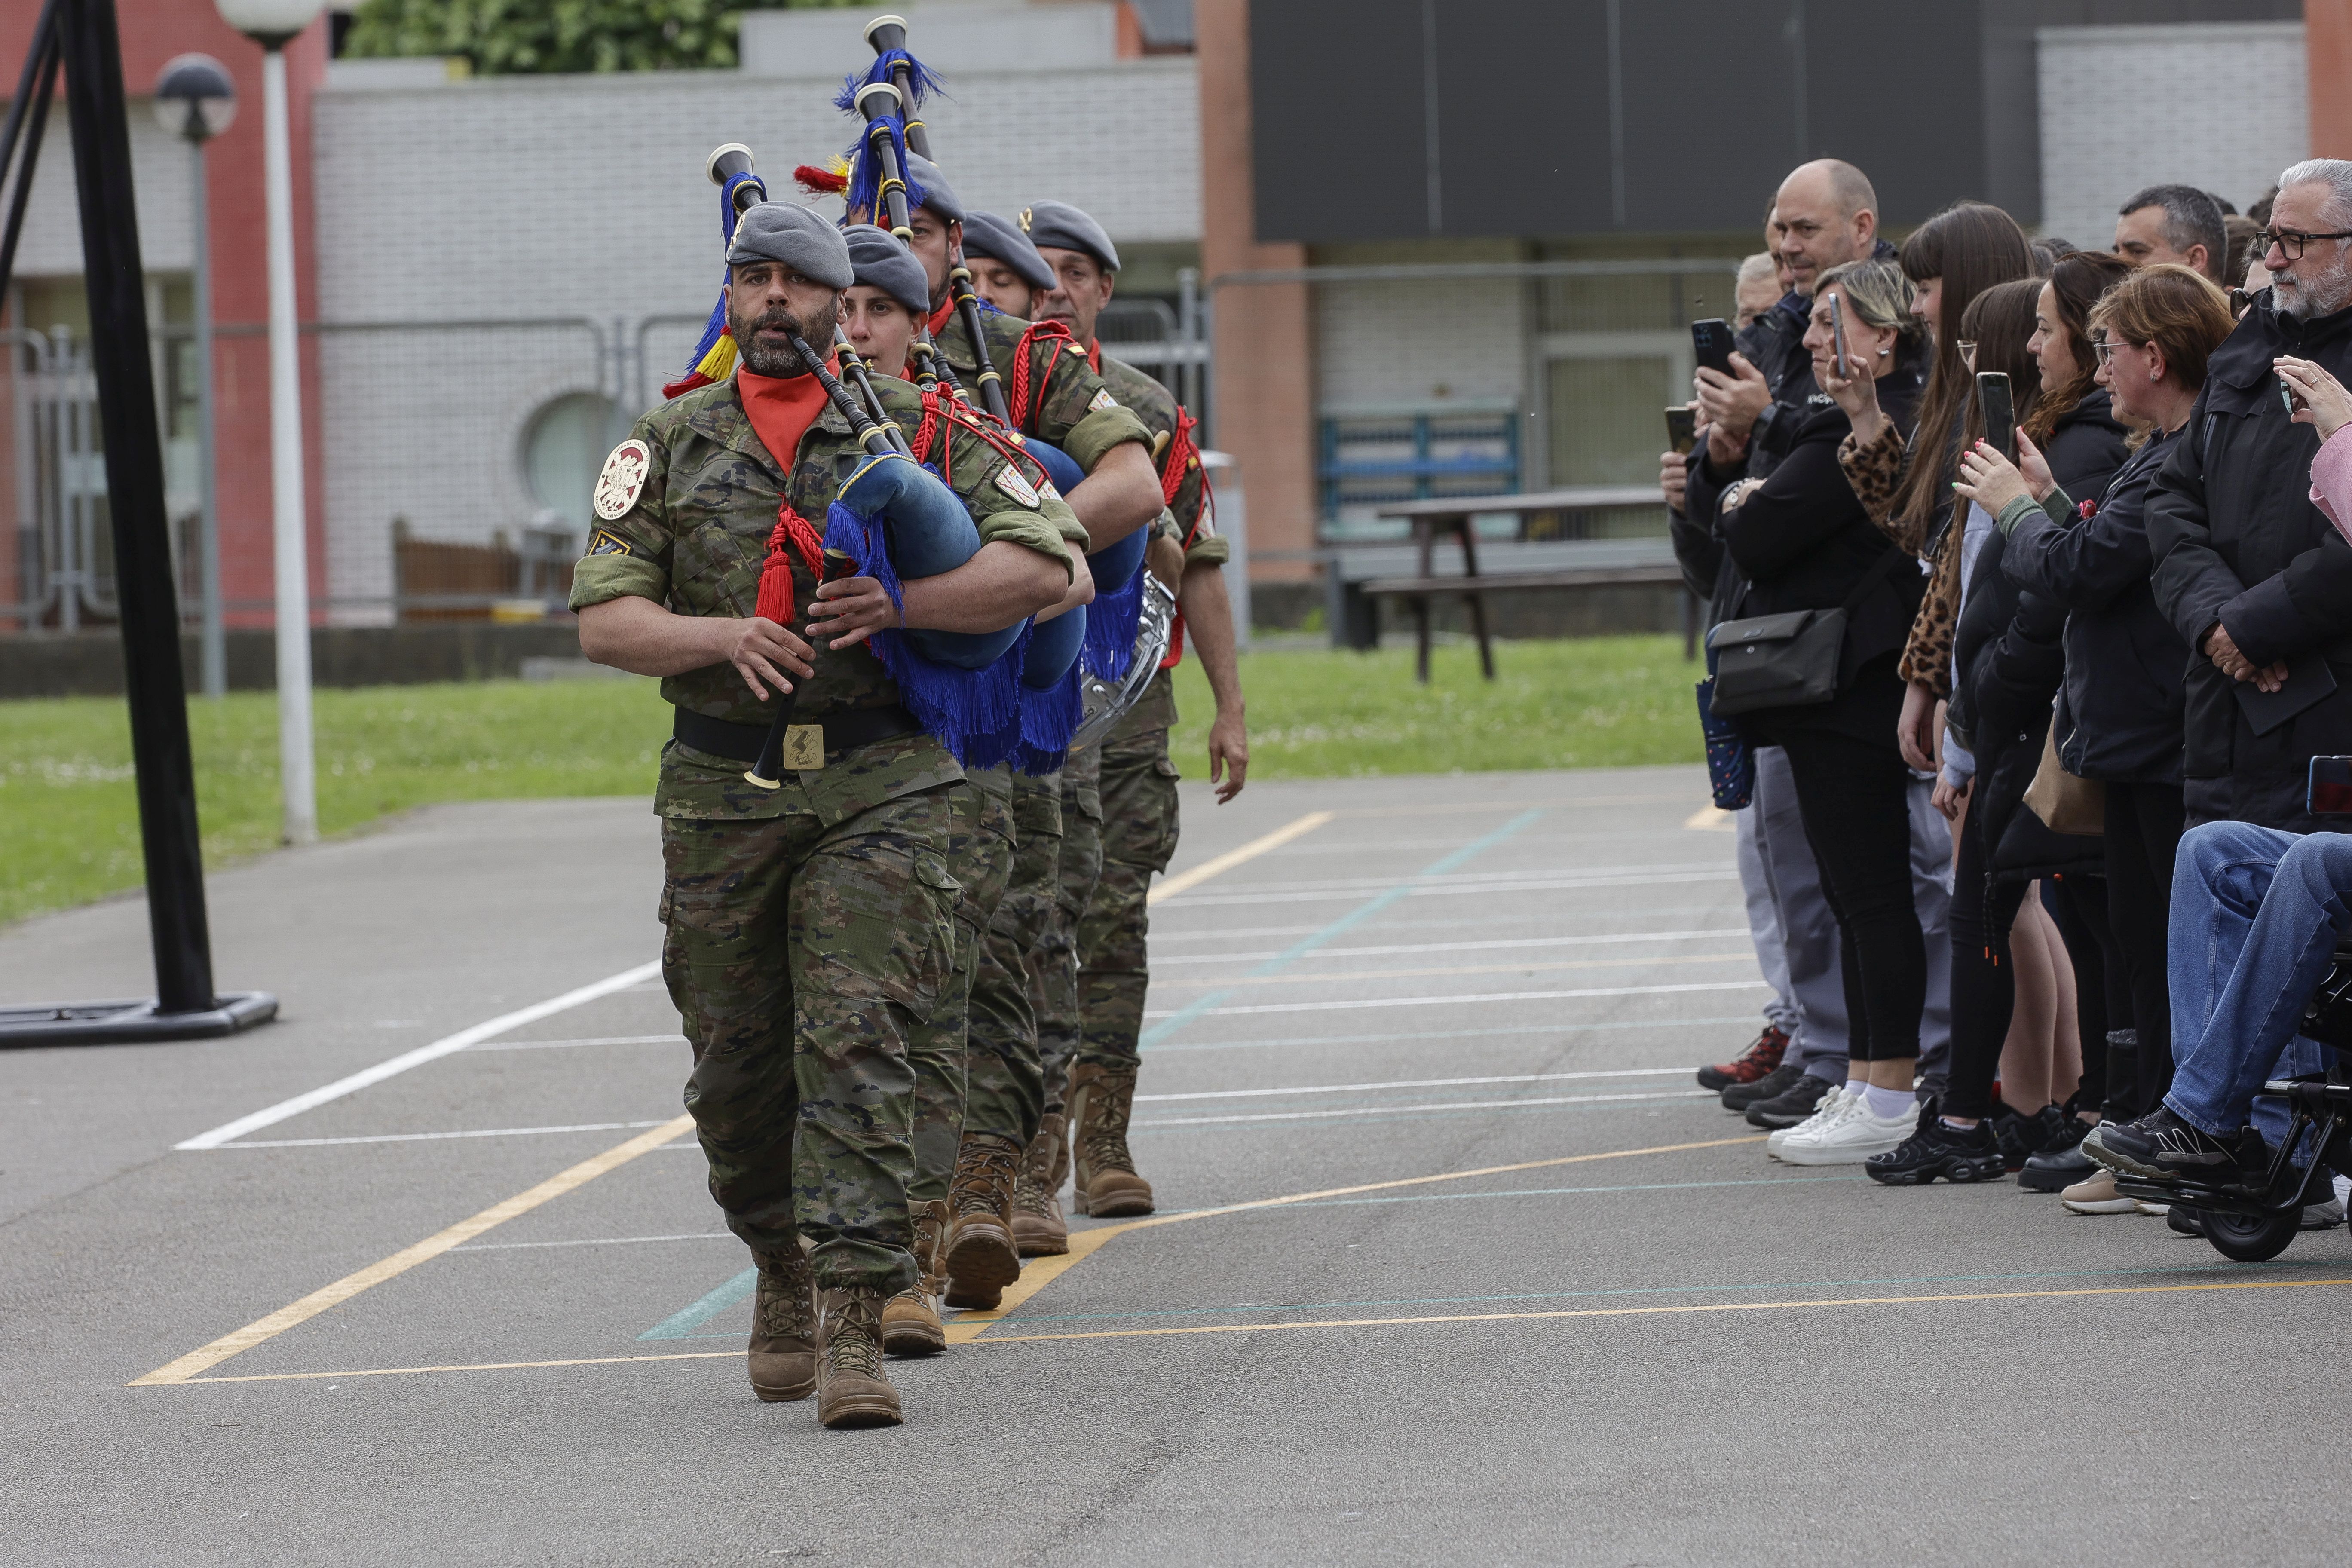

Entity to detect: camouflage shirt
[569,372,1078,825]
[1097,351,1227,569]
[934,307,1152,478]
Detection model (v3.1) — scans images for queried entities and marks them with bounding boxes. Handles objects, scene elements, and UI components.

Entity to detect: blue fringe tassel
[1081,555,1146,684]
[840,113,925,224]
[1013,665,1082,775]
[836,49,950,115]
[822,502,1027,769]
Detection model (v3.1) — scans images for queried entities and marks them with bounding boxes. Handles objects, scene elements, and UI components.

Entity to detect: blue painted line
[1142,809,1544,1048]
[1141,1014,1762,1055]
[994,1258,2347,1327]
[638,1265,756,1341]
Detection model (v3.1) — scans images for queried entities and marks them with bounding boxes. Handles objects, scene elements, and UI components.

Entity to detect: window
[521,392,617,532]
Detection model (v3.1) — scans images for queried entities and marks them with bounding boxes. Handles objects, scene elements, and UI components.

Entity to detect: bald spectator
[2115,184,2228,282]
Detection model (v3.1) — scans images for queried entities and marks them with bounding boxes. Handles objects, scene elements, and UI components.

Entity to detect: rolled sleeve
[974,504,1076,579]
[1063,404,1152,473]
[568,553,668,610]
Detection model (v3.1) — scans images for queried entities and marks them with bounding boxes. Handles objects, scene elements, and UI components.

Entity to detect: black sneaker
[1744,1070,1838,1129]
[2018,1116,2095,1192]
[2082,1107,2264,1185]
[1995,1104,2071,1171]
[1865,1107,2008,1185]
[1722,1061,1804,1113]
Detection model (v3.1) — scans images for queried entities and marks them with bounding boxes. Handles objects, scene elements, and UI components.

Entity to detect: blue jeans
[2163,822,2346,1147]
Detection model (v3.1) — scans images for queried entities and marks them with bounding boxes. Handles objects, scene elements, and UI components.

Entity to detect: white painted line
[1136,1090,1718,1127]
[1149,810,1335,904]
[1136,1067,1697,1102]
[214,1120,675,1150]
[452,1231,734,1253]
[173,959,663,1151]
[467,1033,684,1053]
[1172,861,1733,896]
[1160,869,1740,907]
[1143,979,1773,1019]
[1151,928,1750,966]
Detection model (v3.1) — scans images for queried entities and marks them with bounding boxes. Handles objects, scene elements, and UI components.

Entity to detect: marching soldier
[1018,200,1249,1228]
[959,208,1055,318]
[570,205,1082,1427]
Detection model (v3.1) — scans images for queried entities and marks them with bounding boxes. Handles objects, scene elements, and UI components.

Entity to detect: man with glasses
[2150,159,2352,835]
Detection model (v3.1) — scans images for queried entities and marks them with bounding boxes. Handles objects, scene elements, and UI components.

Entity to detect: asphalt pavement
[3,766,2348,1565]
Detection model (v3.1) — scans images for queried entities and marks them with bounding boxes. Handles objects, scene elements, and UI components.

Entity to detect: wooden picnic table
[1352,488,1687,681]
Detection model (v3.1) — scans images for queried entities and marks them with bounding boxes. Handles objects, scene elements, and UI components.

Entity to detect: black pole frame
[0,0,275,1047]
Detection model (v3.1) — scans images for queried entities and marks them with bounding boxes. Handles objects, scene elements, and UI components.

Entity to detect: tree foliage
[343,0,855,76]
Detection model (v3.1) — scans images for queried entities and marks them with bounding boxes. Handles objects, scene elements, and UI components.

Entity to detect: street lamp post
[215,0,323,844]
[153,54,235,701]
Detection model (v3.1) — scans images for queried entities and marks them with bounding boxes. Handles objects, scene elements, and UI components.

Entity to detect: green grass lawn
[0,635,1700,926]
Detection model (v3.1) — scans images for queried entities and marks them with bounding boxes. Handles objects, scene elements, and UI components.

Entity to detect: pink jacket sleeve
[2311,425,2352,542]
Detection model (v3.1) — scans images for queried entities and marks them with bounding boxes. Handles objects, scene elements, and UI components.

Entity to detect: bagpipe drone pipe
[691,145,1081,778]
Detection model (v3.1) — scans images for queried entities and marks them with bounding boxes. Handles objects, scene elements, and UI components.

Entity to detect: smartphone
[1691,318,1735,379]
[2282,377,2306,419]
[1664,406,1697,455]
[1829,292,1849,380]
[1976,371,2015,463]
[2312,755,2352,816]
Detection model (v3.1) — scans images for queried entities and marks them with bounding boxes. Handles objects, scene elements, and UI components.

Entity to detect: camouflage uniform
[1035,748,1101,1122]
[933,306,1130,453]
[905,772,1015,1206]
[567,370,1103,1296]
[1075,353,1230,1080]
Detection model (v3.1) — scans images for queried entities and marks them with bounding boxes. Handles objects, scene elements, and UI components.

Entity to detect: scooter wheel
[2202,1207,2299,1263]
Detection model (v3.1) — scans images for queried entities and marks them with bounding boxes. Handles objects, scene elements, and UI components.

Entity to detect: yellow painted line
[1150,810,1335,905]
[1682,805,1734,830]
[167,1350,742,1387]
[131,1115,697,1387]
[1148,953,1755,989]
[965,1276,2352,1345]
[943,1134,1767,1344]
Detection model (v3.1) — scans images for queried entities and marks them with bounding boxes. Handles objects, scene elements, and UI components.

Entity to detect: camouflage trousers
[906,776,1016,1205]
[662,783,963,1298]
[1078,707,1180,1073]
[1036,745,1104,1119]
[961,769,1059,1145]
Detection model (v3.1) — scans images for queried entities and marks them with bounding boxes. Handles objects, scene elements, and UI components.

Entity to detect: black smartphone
[1976,371,2015,463]
[1829,292,1849,380]
[1664,406,1697,455]
[2239,655,2338,738]
[1691,318,1735,379]
[2313,756,2352,816]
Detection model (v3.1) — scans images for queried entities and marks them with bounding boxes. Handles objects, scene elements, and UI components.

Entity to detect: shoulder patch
[1088,386,1119,413]
[586,529,633,557]
[993,463,1041,508]
[594,439,652,521]
[1066,343,1089,359]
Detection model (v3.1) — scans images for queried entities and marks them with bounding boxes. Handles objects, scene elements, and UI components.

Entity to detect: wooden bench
[1327,489,1693,681]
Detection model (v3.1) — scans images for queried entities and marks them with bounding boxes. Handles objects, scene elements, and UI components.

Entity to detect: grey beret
[1021,199,1118,272]
[841,223,931,314]
[727,202,854,288]
[904,152,964,223]
[960,209,1055,293]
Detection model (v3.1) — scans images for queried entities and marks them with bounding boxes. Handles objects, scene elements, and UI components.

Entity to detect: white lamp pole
[154,55,237,701]
[217,0,325,844]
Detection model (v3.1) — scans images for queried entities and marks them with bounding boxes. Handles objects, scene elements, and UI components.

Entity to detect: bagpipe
[691,144,1078,780]
[832,15,1173,753]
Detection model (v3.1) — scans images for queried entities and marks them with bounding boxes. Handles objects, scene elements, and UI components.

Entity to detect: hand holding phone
[1691,319,1735,379]
[1829,293,1850,380]
[1664,406,1697,456]
[1976,371,2015,464]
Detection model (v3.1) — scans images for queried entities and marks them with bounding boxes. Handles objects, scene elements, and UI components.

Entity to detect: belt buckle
[780,724,826,772]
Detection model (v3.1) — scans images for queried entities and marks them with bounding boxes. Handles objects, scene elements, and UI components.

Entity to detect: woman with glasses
[1954,263,2238,1210]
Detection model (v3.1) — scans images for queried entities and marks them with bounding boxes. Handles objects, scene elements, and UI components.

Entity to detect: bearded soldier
[570,204,1083,1428]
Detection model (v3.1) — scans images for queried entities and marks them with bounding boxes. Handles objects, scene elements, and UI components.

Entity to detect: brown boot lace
[949,1136,1023,1219]
[755,1249,815,1339]
[1081,1071,1140,1175]
[824,1300,884,1381]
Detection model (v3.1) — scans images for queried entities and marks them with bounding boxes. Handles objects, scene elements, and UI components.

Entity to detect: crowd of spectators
[1666,156,2352,1231]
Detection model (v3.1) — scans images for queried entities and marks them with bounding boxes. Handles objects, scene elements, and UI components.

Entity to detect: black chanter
[863,15,1013,426]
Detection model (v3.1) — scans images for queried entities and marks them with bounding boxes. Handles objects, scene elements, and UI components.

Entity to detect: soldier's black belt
[673,705,924,764]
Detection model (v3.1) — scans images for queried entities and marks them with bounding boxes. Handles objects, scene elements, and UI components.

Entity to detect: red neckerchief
[928,295,956,337]
[735,369,832,623]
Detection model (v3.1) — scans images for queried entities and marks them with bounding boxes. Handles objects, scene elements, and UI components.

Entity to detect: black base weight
[0,991,279,1048]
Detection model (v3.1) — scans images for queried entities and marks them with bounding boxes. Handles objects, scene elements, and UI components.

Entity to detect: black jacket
[1737,296,1817,480]
[2147,291,2352,829]
[2004,424,2189,785]
[2035,388,2132,517]
[1949,527,2103,882]
[1715,341,1931,689]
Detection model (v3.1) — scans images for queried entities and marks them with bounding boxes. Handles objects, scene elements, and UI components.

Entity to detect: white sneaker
[1778,1102,1915,1165]
[1768,1088,1856,1159]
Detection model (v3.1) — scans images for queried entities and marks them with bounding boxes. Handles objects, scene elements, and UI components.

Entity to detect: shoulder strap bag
[1703,545,1907,718]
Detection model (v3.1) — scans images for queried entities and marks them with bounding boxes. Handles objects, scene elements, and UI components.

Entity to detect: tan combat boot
[747,1242,816,1402]
[941,1133,1023,1307]
[1011,1113,1070,1256]
[1068,1060,1155,1217]
[815,1288,902,1429]
[880,1198,948,1357]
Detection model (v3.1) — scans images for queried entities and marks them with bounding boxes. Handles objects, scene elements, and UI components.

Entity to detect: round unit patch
[594,439,652,521]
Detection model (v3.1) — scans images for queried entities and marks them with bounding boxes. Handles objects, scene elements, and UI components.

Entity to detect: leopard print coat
[1838,420,1954,696]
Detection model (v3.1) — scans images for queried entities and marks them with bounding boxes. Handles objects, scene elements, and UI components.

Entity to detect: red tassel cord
[755,502,827,624]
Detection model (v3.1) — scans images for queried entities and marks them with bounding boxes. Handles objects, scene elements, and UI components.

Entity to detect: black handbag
[1705,546,1908,717]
